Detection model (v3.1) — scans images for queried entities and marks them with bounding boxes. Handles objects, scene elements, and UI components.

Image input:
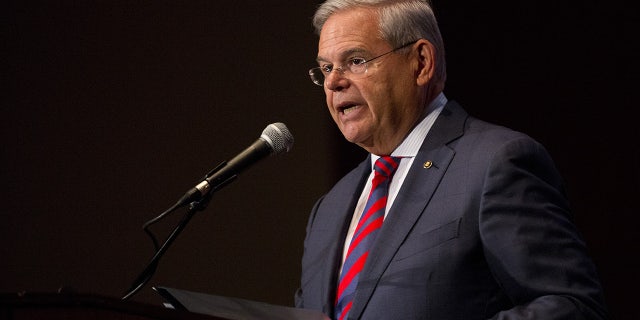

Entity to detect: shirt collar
[371,92,448,166]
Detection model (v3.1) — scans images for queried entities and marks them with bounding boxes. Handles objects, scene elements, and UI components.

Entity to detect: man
[295,0,608,319]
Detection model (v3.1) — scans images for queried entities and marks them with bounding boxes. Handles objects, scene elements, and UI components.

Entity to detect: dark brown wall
[2,1,637,319]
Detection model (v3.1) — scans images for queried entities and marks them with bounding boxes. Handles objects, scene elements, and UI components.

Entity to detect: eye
[348,57,367,66]
[320,64,333,73]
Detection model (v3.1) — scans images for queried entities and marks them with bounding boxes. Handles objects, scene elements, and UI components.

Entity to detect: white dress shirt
[340,93,448,265]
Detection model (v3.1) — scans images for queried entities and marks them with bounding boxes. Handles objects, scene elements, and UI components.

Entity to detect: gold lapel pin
[423,161,433,169]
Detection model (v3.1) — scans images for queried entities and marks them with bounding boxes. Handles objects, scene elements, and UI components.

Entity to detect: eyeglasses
[308,40,418,87]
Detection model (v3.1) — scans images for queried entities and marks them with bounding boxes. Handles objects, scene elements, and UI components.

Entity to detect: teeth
[343,105,357,114]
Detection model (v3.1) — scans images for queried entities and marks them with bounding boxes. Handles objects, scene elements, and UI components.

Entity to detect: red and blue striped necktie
[334,156,401,320]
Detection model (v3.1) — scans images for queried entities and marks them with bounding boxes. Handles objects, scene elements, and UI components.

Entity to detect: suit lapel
[317,157,371,316]
[349,101,468,319]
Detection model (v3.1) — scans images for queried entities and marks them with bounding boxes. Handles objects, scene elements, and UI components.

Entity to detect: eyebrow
[316,47,369,63]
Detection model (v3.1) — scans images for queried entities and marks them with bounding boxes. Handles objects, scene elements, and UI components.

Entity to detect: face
[317,8,423,155]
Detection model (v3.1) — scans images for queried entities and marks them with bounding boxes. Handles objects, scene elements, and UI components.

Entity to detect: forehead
[317,8,388,60]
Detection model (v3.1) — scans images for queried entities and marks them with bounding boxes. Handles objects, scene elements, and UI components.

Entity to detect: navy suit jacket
[295,101,607,319]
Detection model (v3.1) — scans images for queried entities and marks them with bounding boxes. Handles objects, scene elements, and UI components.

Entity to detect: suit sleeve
[478,136,607,319]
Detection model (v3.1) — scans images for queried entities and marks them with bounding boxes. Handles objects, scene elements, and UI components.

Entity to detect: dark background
[2,1,637,319]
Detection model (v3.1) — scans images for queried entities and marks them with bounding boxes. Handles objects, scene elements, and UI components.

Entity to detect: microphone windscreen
[261,122,294,154]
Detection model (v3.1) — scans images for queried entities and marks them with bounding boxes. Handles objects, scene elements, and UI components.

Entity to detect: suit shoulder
[462,116,544,151]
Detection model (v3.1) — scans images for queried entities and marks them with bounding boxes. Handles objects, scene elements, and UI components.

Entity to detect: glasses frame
[308,40,418,87]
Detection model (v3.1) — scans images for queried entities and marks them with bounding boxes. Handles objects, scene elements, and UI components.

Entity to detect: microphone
[177,122,294,207]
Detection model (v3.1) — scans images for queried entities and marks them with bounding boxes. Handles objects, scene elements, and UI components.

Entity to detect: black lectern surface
[154,287,329,320]
[0,291,224,320]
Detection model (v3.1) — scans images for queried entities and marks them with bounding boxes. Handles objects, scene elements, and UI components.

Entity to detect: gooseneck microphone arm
[121,123,293,301]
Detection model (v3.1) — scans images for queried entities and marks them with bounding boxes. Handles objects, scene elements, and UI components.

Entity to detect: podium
[0,291,224,320]
[0,290,329,320]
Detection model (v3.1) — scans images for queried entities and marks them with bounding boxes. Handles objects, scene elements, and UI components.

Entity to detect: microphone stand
[122,162,237,301]
[121,196,210,301]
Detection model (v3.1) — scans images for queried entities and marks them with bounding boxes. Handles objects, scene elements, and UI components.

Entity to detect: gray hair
[313,0,446,86]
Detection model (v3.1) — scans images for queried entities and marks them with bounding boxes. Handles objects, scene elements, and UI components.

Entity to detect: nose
[324,68,349,91]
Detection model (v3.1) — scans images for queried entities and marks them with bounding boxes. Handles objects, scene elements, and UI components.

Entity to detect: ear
[414,39,436,86]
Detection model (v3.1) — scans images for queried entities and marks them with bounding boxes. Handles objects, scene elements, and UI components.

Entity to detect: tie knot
[374,156,401,178]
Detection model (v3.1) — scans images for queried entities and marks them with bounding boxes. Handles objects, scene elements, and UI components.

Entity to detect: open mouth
[339,104,359,114]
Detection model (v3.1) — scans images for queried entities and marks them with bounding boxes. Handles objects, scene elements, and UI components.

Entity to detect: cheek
[323,87,333,102]
[324,93,335,114]
[364,87,392,119]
